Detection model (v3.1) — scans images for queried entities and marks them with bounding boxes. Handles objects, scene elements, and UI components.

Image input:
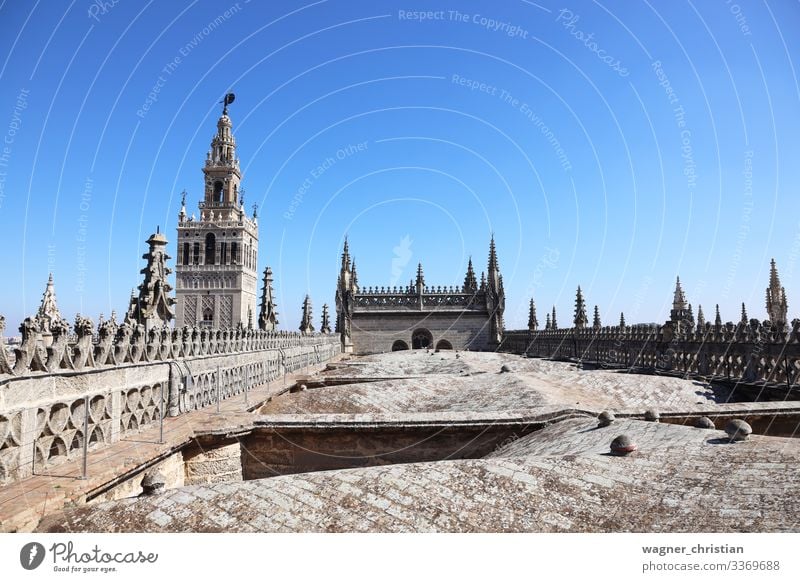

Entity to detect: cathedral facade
[335,238,505,354]
[174,100,259,329]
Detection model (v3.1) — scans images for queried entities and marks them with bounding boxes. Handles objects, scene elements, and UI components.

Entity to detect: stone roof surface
[38,419,800,533]
[262,351,730,415]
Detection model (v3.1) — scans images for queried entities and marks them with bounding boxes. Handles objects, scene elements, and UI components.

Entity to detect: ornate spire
[528,299,538,331]
[126,231,174,331]
[36,273,65,334]
[258,266,278,331]
[697,304,705,328]
[619,312,626,327]
[740,302,748,325]
[416,263,425,291]
[592,305,601,330]
[545,312,552,330]
[464,257,477,292]
[715,304,722,328]
[486,235,502,293]
[670,276,690,326]
[479,271,486,291]
[321,303,332,334]
[573,286,588,329]
[766,258,788,328]
[299,295,314,334]
[673,276,687,310]
[341,236,351,271]
[551,306,557,330]
[351,259,359,290]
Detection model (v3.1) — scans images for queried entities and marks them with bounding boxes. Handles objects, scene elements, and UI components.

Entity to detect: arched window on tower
[213,181,223,204]
[205,233,216,265]
[220,242,227,264]
[231,242,238,264]
[182,242,189,265]
[192,243,200,265]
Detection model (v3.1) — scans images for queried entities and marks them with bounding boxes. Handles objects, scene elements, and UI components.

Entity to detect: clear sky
[0,0,798,331]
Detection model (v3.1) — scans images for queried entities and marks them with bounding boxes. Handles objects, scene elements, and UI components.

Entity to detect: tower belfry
[175,93,259,329]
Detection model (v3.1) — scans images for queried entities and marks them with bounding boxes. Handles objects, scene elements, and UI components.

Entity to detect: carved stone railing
[353,290,487,311]
[0,316,341,485]
[499,320,800,388]
[0,314,336,379]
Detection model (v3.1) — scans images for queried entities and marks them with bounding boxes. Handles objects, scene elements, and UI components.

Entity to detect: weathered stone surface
[37,419,800,533]
[725,419,752,442]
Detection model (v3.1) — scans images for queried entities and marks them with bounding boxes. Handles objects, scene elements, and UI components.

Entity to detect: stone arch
[411,328,433,349]
[391,340,410,351]
[213,180,224,203]
[70,432,83,452]
[49,437,67,461]
[435,339,453,350]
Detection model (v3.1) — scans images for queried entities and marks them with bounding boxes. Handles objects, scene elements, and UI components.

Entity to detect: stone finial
[610,435,637,455]
[140,471,166,496]
[694,416,715,429]
[573,286,588,329]
[619,312,626,327]
[597,411,615,427]
[527,299,538,331]
[299,295,314,334]
[500,363,513,373]
[551,306,557,330]
[725,419,752,442]
[644,409,660,422]
[592,305,601,331]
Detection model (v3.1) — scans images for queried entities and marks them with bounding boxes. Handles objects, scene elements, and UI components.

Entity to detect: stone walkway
[0,364,329,532]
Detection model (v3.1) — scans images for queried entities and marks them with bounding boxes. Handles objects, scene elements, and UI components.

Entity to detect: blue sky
[0,0,798,331]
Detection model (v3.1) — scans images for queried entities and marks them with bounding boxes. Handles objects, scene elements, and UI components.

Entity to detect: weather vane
[221,92,235,115]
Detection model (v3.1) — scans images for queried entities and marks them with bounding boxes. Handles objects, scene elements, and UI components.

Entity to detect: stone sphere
[597,411,615,427]
[694,416,715,429]
[610,435,637,455]
[140,471,166,496]
[500,364,514,373]
[299,384,307,392]
[644,409,660,422]
[725,419,752,442]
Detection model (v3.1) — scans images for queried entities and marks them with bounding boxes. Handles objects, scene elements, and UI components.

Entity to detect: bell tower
[175,93,259,329]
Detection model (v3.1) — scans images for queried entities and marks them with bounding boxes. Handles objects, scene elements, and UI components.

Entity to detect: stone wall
[350,312,492,354]
[0,334,340,486]
[240,421,537,480]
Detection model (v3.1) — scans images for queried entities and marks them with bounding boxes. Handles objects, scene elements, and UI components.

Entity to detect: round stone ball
[694,416,715,429]
[725,419,752,442]
[644,409,660,422]
[299,384,307,392]
[140,471,166,496]
[610,435,637,455]
[597,411,615,427]
[500,364,514,373]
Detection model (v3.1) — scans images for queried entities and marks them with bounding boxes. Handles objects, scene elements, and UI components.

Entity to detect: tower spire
[299,295,314,334]
[573,286,588,329]
[416,263,425,291]
[551,306,558,330]
[321,303,332,334]
[464,257,477,292]
[258,266,278,331]
[592,305,601,330]
[528,299,538,330]
[766,258,788,328]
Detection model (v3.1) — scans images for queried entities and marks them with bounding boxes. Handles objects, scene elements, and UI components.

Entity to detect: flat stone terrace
[39,419,800,532]
[262,350,756,416]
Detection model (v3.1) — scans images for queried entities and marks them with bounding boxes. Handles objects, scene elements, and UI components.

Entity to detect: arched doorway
[411,328,433,349]
[391,340,409,351]
[435,339,453,350]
